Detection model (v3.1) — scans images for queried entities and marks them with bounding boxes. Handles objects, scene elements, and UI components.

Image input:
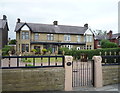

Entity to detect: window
[87,45,89,50]
[98,41,101,46]
[64,35,71,41]
[34,33,39,40]
[64,45,72,49]
[77,35,81,42]
[22,32,29,39]
[84,46,86,49]
[83,36,86,42]
[22,44,29,52]
[47,34,54,40]
[90,45,92,49]
[86,35,92,42]
[77,47,80,50]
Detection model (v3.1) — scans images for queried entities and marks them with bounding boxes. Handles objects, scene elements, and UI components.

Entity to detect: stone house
[15,19,94,53]
[0,15,9,50]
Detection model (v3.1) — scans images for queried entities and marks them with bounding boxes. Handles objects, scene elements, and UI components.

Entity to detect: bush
[101,40,118,48]
[2,45,14,56]
[59,47,70,55]
[21,59,31,63]
[26,64,33,66]
[47,48,52,53]
[31,49,37,53]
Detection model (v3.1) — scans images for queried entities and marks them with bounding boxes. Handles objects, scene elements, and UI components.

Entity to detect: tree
[101,40,118,48]
[93,30,107,36]
[9,39,16,45]
[2,45,15,56]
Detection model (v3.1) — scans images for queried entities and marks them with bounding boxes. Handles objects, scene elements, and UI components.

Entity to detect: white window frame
[22,31,29,39]
[77,35,81,42]
[47,34,54,40]
[34,33,39,40]
[64,35,71,41]
[77,47,80,50]
[86,35,93,42]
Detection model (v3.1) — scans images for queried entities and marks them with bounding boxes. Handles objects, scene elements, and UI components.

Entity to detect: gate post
[92,56,103,88]
[64,56,73,91]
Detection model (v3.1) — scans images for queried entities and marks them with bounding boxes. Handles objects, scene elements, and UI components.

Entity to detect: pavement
[72,84,120,92]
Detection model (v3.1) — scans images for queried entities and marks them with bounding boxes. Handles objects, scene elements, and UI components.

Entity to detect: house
[0,15,9,50]
[15,19,94,54]
[94,30,120,49]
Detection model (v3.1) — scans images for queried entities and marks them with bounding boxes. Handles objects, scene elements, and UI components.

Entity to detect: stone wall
[2,67,65,91]
[102,65,120,86]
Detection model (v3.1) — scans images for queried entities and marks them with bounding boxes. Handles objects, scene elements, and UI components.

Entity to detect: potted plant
[42,49,47,55]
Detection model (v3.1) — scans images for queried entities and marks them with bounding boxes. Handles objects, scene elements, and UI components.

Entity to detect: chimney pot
[17,18,21,23]
[107,30,112,39]
[84,23,88,28]
[3,15,7,20]
[53,21,58,25]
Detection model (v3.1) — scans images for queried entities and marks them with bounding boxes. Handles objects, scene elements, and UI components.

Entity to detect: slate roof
[95,33,120,40]
[0,19,7,28]
[15,22,88,35]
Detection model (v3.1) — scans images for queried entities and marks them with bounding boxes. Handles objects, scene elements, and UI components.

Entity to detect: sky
[0,0,119,39]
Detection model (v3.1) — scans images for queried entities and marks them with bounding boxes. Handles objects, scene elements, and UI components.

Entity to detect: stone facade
[102,65,120,86]
[2,68,65,91]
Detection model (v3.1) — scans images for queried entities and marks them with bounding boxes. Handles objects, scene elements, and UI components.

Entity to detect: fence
[100,51,120,65]
[1,55,64,69]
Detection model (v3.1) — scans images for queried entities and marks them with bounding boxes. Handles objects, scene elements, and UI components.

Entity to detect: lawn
[21,57,63,63]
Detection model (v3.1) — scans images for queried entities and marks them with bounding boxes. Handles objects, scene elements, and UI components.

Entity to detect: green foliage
[101,40,118,48]
[26,64,33,66]
[59,47,70,55]
[42,49,47,52]
[59,47,120,61]
[21,59,31,63]
[36,48,41,54]
[31,49,37,53]
[47,48,52,53]
[9,39,16,45]
[2,45,13,56]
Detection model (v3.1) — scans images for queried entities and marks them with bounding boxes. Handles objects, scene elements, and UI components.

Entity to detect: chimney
[107,30,112,39]
[17,18,21,23]
[3,15,7,20]
[53,21,58,25]
[84,23,88,28]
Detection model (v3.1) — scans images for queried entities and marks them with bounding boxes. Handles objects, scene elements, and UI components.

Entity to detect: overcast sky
[0,0,119,39]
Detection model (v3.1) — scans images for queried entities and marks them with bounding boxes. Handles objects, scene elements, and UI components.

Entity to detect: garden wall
[2,68,65,91]
[102,65,120,86]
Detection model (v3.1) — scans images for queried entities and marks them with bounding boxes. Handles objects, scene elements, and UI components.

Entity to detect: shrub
[2,45,13,56]
[42,49,47,52]
[101,40,118,48]
[26,64,33,66]
[47,48,52,53]
[21,59,31,63]
[31,49,37,53]
[59,47,70,55]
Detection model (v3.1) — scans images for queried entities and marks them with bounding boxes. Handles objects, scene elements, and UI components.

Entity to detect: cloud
[0,0,119,38]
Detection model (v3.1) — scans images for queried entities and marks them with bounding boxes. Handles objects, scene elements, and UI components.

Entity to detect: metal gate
[72,59,94,87]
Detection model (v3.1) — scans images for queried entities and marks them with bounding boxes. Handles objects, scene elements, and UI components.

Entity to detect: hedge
[59,48,120,63]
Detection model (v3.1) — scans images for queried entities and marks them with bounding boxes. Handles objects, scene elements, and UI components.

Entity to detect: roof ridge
[19,22,84,28]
